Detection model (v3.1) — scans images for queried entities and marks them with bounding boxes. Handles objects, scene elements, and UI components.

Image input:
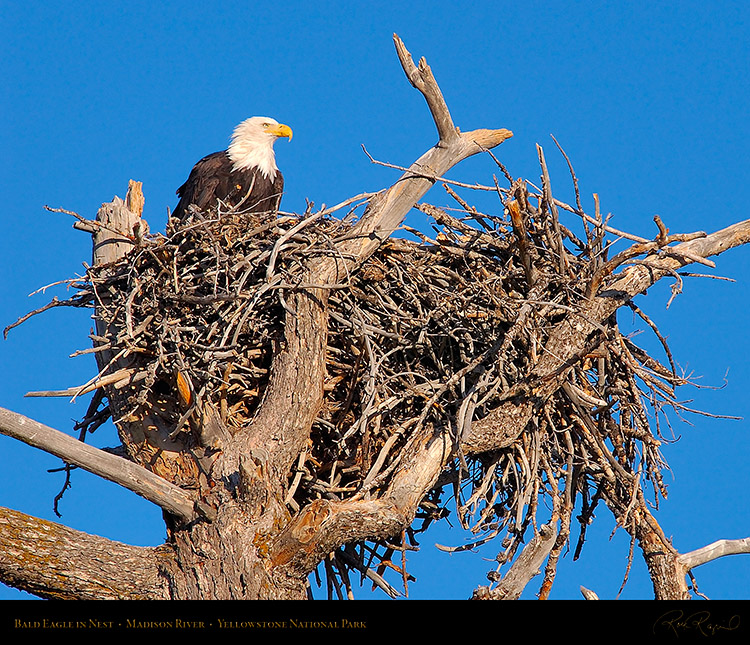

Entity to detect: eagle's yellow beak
[266,123,293,141]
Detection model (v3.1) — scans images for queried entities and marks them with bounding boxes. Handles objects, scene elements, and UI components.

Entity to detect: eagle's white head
[227,116,293,181]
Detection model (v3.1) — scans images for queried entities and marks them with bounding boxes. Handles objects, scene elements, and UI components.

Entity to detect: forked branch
[393,33,458,142]
[321,35,512,283]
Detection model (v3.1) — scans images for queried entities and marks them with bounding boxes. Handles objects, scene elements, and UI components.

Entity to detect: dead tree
[1,36,749,600]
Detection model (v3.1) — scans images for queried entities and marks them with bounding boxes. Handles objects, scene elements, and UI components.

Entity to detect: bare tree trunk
[634,508,691,600]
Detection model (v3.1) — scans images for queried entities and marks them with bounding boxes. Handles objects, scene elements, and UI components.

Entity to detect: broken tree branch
[393,33,458,143]
[322,35,512,281]
[0,407,199,522]
[678,537,750,571]
[472,521,559,600]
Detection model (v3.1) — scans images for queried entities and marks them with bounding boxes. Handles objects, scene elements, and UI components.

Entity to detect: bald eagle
[172,116,292,222]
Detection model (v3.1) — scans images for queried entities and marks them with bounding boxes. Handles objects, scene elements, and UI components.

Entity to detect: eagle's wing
[174,152,230,218]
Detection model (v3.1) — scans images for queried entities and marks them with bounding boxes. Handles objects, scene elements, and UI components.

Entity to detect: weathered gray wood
[0,407,198,522]
[90,183,203,485]
[678,537,750,571]
[472,522,559,600]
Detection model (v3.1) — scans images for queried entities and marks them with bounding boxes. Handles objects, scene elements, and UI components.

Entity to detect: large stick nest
[18,152,698,597]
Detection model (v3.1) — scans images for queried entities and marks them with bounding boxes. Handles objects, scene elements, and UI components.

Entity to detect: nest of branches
[13,144,708,599]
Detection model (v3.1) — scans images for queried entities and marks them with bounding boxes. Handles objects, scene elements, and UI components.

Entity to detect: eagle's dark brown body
[172,150,284,221]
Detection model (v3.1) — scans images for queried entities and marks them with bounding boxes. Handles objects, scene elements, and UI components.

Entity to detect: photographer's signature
[654,610,740,638]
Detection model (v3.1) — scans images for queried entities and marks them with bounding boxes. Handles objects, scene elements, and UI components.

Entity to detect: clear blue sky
[1,0,749,600]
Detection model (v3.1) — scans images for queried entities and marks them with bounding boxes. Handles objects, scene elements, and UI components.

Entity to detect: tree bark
[0,506,170,599]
